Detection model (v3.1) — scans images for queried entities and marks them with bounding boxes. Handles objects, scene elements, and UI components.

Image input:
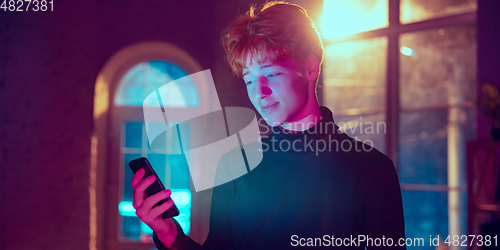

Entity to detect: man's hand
[131,168,178,247]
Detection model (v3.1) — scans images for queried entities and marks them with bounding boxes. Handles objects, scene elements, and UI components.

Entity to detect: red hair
[221,1,324,78]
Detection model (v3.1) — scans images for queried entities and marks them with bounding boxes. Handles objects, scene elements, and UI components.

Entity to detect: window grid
[321,0,476,191]
[116,60,196,244]
[119,122,192,242]
[320,0,476,244]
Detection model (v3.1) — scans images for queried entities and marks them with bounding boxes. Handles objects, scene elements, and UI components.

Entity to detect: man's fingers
[148,199,175,219]
[135,175,156,193]
[132,175,156,209]
[142,190,172,209]
[131,168,145,190]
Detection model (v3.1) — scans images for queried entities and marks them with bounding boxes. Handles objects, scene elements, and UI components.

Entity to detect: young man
[131,2,406,249]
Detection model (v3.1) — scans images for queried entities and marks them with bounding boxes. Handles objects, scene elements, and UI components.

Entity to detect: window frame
[321,0,476,163]
[92,41,210,250]
[319,0,477,239]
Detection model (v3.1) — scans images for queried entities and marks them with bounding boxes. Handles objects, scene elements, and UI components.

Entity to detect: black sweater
[154,106,406,249]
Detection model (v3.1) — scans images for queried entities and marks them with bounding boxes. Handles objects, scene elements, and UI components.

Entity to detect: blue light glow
[114,61,199,107]
[119,189,191,235]
[171,190,191,206]
[119,202,136,217]
[400,46,416,57]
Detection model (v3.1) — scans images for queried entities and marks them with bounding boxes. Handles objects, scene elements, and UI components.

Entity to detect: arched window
[114,61,199,107]
[92,42,210,250]
[115,60,198,240]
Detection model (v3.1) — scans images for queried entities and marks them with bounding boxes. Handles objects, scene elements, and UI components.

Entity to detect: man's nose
[255,76,272,99]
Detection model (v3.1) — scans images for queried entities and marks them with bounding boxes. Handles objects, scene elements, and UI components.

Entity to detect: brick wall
[0,0,263,249]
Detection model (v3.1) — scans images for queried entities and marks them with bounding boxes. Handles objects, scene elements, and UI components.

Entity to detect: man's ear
[305,55,320,82]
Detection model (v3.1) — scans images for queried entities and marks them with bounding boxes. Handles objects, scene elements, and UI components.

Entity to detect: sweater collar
[269,106,341,139]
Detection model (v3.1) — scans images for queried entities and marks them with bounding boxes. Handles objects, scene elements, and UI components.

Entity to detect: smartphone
[128,157,180,218]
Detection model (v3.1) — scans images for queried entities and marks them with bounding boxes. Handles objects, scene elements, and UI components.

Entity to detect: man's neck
[279,105,323,133]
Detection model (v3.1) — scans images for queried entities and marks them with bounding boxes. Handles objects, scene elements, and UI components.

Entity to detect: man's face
[242,55,311,127]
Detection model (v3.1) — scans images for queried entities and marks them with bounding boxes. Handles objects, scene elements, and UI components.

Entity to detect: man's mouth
[261,102,279,113]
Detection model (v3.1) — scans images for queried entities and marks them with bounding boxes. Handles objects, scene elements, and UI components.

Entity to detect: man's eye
[245,80,254,85]
[267,73,280,78]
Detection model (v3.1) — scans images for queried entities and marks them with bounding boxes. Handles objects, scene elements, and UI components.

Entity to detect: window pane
[169,154,190,189]
[399,25,476,185]
[146,153,168,187]
[122,154,142,202]
[124,122,143,148]
[400,25,476,110]
[171,189,192,235]
[402,191,448,249]
[401,0,477,24]
[322,0,388,38]
[324,37,387,112]
[146,122,167,150]
[399,107,476,185]
[115,61,199,107]
[400,109,448,185]
[120,154,145,242]
[323,37,387,152]
[399,24,476,242]
[121,216,144,241]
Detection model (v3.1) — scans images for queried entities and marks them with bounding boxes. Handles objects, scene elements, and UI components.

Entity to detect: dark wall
[0,0,263,249]
[477,0,500,139]
[0,3,99,249]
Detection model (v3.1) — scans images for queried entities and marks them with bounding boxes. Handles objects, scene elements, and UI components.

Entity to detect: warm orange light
[89,135,98,250]
[93,75,109,119]
[321,0,388,39]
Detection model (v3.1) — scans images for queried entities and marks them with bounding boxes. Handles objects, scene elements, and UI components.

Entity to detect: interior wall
[0,1,264,249]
